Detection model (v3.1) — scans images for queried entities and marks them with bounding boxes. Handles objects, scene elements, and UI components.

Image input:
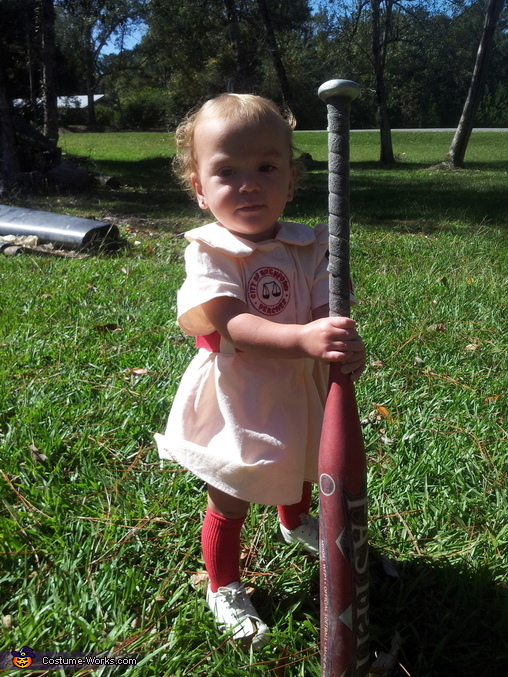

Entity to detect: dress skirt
[155,348,328,506]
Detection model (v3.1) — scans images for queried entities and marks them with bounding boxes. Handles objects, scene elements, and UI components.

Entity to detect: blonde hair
[173,93,297,195]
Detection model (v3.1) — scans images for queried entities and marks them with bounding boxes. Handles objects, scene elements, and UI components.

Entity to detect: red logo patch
[248,267,290,316]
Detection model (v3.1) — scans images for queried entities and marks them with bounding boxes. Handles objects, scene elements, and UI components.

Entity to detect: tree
[256,0,294,109]
[138,0,312,127]
[0,0,60,184]
[37,0,59,143]
[223,0,252,92]
[320,0,417,161]
[443,0,506,168]
[370,0,395,163]
[56,0,147,124]
[0,63,20,180]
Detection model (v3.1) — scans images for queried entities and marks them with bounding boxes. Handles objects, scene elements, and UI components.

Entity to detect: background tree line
[100,0,508,133]
[0,0,506,185]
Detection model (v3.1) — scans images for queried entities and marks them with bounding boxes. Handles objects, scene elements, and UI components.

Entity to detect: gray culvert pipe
[0,205,119,250]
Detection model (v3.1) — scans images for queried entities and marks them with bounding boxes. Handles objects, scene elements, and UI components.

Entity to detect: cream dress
[154,221,330,505]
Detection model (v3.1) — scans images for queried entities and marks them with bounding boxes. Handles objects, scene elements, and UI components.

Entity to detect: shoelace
[218,584,250,610]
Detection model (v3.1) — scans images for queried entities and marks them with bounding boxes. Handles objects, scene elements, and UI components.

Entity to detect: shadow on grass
[250,551,507,676]
[368,554,508,676]
[85,157,174,191]
[298,165,508,231]
[64,153,508,232]
[61,155,199,223]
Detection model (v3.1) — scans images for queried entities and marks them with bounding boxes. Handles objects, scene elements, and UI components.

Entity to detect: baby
[155,93,365,648]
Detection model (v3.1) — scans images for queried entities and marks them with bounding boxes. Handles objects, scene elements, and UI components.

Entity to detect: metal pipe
[0,205,119,250]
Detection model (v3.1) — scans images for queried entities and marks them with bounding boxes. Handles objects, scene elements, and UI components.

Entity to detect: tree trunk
[444,0,505,168]
[371,0,395,164]
[39,0,59,144]
[84,27,98,126]
[223,0,251,92]
[256,0,293,109]
[0,64,20,178]
[0,71,19,178]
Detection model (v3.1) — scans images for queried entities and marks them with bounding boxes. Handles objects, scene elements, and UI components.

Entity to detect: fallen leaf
[190,571,209,591]
[485,393,504,403]
[30,443,47,463]
[465,343,479,351]
[372,403,392,420]
[127,368,148,376]
[370,359,386,368]
[427,323,447,332]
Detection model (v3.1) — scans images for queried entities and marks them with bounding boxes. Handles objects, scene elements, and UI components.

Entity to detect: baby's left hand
[339,333,366,382]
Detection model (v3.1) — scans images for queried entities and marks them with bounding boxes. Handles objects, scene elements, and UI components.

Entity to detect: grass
[0,129,507,676]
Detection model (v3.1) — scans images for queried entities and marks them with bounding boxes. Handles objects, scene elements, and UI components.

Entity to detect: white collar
[184,221,317,257]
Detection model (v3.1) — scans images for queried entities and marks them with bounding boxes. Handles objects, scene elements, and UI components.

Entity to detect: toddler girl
[155,93,365,649]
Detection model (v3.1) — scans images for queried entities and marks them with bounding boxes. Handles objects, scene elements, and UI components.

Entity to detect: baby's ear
[191,173,208,209]
[287,165,296,202]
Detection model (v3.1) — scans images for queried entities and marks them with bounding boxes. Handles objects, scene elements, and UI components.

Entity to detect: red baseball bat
[318,80,369,676]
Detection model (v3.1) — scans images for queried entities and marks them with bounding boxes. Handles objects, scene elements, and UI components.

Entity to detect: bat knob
[318,79,360,102]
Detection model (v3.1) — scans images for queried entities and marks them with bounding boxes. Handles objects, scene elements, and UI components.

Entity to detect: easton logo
[248,267,290,316]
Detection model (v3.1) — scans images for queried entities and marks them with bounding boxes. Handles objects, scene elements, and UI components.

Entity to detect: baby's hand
[300,316,366,381]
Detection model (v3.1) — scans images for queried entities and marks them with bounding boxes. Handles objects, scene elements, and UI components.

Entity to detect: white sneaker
[279,513,319,556]
[206,582,269,649]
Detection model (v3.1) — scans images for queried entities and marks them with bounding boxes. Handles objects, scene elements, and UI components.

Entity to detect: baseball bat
[317,79,369,677]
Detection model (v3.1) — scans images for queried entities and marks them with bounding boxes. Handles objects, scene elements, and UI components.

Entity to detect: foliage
[53,0,148,123]
[478,82,508,126]
[1,130,507,676]
[119,87,171,128]
[1,0,507,139]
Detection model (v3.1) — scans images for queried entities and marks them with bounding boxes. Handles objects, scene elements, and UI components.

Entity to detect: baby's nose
[239,172,260,192]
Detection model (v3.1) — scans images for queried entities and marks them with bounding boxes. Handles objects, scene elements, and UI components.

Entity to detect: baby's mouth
[238,204,264,212]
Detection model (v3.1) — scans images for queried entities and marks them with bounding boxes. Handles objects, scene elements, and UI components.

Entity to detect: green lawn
[1,130,507,676]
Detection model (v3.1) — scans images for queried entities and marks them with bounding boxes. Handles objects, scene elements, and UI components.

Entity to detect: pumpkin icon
[11,646,34,668]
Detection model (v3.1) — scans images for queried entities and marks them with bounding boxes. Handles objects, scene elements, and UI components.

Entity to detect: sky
[102,26,147,55]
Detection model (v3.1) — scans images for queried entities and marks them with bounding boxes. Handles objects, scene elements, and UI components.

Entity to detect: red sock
[277,481,313,531]
[201,508,246,593]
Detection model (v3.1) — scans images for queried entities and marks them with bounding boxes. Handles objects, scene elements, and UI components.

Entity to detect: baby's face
[190,115,295,242]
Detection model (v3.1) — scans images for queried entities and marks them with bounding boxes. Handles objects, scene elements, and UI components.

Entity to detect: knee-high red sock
[201,508,246,593]
[277,481,313,531]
